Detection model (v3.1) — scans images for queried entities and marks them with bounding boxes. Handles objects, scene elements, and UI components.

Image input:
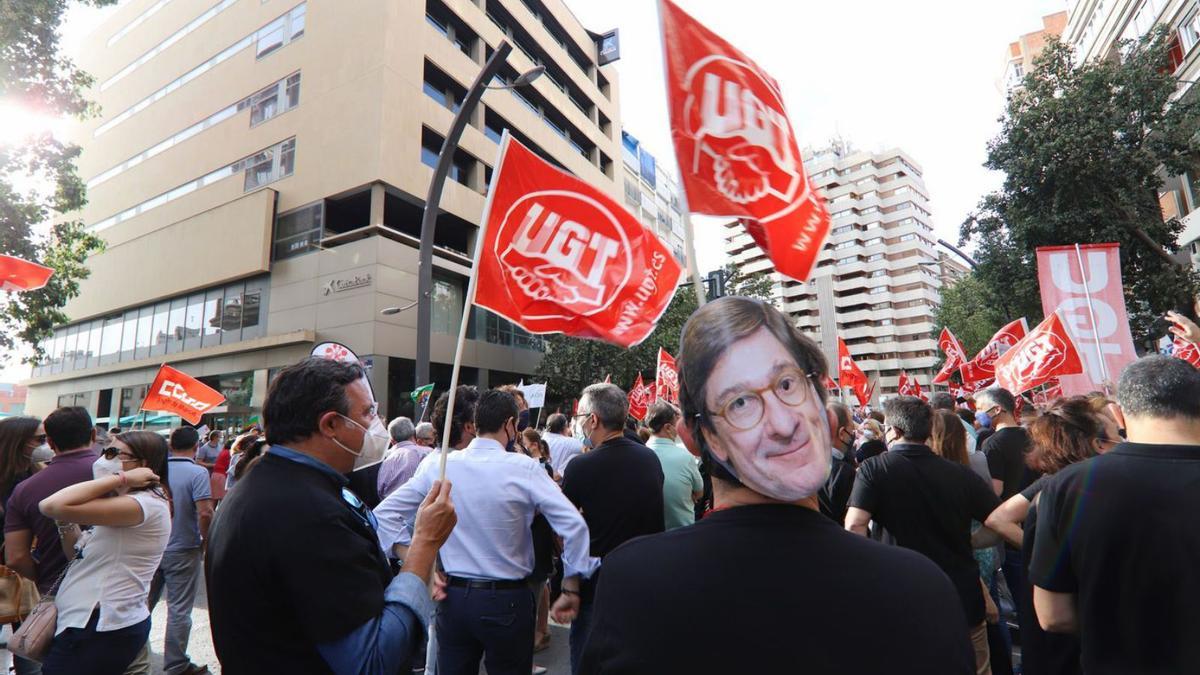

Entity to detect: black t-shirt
[818,454,855,525]
[581,504,975,674]
[561,436,664,558]
[983,426,1036,501]
[848,443,1000,625]
[206,452,395,674]
[1030,443,1200,674]
[1018,474,1082,675]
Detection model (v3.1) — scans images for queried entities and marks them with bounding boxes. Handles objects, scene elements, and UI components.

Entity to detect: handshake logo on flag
[498,192,630,315]
[684,59,803,211]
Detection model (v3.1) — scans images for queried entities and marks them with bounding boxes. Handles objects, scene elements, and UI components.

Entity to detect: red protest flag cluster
[141,365,225,425]
[960,318,1029,385]
[0,255,53,292]
[656,348,680,404]
[628,373,653,421]
[660,0,830,282]
[837,338,872,406]
[933,328,969,384]
[474,136,682,349]
[993,312,1085,396]
[897,371,925,400]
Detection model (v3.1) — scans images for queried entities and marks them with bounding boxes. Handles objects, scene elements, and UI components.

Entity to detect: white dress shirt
[373,437,599,581]
[543,432,583,477]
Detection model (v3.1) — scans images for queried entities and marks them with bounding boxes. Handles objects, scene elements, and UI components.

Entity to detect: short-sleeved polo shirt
[166,456,212,551]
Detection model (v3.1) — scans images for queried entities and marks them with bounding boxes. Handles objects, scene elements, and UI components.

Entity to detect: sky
[1,0,1067,384]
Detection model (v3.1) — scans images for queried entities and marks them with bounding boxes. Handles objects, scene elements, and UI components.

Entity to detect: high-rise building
[998,11,1068,92]
[24,0,623,426]
[620,130,687,262]
[724,142,970,399]
[1063,0,1200,269]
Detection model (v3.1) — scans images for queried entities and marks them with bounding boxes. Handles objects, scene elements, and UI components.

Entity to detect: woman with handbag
[0,416,47,675]
[27,431,171,675]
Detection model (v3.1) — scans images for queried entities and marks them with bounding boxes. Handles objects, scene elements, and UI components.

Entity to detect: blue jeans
[41,609,150,675]
[436,585,534,675]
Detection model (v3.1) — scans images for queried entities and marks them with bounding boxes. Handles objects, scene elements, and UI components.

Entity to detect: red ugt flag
[837,338,872,405]
[1172,337,1200,368]
[656,348,680,404]
[141,365,226,425]
[898,371,924,399]
[660,0,830,282]
[960,318,1029,385]
[993,312,1085,396]
[933,328,968,384]
[628,373,652,421]
[0,255,53,292]
[474,135,683,348]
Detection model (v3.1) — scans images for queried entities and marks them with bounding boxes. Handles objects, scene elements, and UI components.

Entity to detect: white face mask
[30,443,52,462]
[335,415,389,470]
[92,456,131,494]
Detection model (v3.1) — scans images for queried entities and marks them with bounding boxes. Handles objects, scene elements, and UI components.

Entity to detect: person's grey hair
[1117,355,1200,420]
[414,422,435,441]
[387,417,415,444]
[827,401,851,430]
[580,383,628,432]
[976,387,1016,415]
[928,391,955,411]
[883,396,934,442]
[546,413,568,435]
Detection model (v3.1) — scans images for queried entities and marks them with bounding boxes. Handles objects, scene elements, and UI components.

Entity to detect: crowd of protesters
[2,297,1200,674]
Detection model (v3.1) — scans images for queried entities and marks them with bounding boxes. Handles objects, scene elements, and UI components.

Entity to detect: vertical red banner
[1035,244,1137,395]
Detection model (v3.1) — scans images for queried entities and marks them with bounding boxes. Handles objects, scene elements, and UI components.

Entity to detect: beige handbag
[8,559,73,663]
[0,545,40,624]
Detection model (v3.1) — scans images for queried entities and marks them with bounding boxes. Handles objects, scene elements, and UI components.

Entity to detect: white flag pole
[1073,244,1111,392]
[438,133,510,481]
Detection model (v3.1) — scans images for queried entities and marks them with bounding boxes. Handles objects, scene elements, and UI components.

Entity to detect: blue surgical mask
[976,412,992,428]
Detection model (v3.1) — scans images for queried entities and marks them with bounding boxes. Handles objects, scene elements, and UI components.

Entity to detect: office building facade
[620,130,687,262]
[999,11,1068,91]
[24,0,622,426]
[725,142,969,399]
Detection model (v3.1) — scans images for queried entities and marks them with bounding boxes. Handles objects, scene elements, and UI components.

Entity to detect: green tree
[0,0,113,363]
[933,273,1008,358]
[533,265,774,407]
[961,30,1200,344]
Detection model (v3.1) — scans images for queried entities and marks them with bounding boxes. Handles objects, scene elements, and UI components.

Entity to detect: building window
[423,61,466,113]
[257,3,305,58]
[242,138,296,190]
[88,73,300,189]
[864,237,883,247]
[432,273,464,335]
[250,73,301,126]
[102,0,240,91]
[867,253,884,262]
[35,279,270,377]
[899,233,918,242]
[836,255,857,266]
[90,138,296,231]
[834,240,856,251]
[273,202,324,260]
[95,3,307,137]
[870,269,887,278]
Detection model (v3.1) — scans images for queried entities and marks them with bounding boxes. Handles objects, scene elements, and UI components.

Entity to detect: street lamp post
[383,40,543,390]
